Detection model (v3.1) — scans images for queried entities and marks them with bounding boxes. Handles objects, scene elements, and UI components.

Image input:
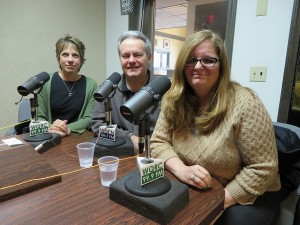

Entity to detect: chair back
[18,99,31,122]
[273,122,300,225]
[14,99,31,134]
[273,122,300,138]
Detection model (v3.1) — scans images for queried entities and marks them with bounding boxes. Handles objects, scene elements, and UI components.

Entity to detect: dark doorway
[287,38,300,126]
[277,0,300,126]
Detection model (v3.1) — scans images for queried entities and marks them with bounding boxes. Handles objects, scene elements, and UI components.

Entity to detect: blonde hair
[162,29,235,135]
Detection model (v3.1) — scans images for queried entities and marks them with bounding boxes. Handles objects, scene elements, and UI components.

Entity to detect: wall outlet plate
[250,66,267,82]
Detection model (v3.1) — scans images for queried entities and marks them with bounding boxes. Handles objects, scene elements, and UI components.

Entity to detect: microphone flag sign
[29,120,49,136]
[98,125,117,142]
[137,157,164,186]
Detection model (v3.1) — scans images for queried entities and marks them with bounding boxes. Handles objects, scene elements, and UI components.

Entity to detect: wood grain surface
[0,132,224,225]
[0,137,61,203]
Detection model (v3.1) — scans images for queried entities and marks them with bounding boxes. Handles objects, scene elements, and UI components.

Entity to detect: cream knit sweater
[150,85,281,205]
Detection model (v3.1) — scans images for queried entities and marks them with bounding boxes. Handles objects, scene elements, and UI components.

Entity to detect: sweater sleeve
[226,90,280,204]
[150,110,179,162]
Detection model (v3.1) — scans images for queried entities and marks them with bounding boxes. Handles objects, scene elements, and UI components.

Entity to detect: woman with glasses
[150,29,281,225]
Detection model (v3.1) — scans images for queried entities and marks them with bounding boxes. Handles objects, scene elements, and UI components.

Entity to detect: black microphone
[94,72,122,102]
[120,76,171,123]
[17,72,50,96]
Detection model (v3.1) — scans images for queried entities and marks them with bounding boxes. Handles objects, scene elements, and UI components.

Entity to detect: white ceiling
[155,0,187,30]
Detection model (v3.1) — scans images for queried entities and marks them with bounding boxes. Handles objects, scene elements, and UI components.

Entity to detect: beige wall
[0,0,295,135]
[0,0,106,135]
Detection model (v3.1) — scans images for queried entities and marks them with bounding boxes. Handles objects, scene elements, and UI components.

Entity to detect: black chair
[5,99,31,136]
[273,122,300,225]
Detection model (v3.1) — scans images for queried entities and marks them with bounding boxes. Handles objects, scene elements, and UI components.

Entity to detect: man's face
[119,38,151,78]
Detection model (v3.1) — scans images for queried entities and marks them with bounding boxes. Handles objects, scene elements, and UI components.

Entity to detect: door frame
[277,0,300,122]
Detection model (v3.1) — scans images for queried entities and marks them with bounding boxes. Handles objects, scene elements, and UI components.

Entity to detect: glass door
[154,0,237,76]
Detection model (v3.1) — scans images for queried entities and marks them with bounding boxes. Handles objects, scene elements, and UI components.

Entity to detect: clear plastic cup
[76,142,95,168]
[98,156,119,187]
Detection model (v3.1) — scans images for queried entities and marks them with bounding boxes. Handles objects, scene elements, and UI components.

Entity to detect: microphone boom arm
[104,87,118,127]
[29,86,44,122]
[144,116,151,161]
[30,94,38,122]
[137,111,154,163]
[104,98,112,126]
[135,100,159,163]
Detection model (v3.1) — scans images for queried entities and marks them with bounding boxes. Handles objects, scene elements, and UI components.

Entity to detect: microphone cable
[0,138,141,191]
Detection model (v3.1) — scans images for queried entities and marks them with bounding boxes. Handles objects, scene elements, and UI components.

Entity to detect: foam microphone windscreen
[120,76,171,122]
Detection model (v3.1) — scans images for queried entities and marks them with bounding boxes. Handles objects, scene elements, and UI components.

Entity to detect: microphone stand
[95,89,126,149]
[138,116,152,163]
[124,115,171,196]
[105,97,112,127]
[21,92,53,142]
[109,114,189,224]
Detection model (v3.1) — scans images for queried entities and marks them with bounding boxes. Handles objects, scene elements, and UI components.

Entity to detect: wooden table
[0,132,224,225]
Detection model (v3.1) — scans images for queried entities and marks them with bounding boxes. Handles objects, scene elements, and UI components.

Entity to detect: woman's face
[184,40,220,103]
[58,44,82,74]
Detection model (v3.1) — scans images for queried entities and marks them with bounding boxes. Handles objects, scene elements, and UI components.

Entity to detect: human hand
[181,164,212,189]
[49,129,67,137]
[49,119,69,137]
[224,188,237,209]
[165,157,212,189]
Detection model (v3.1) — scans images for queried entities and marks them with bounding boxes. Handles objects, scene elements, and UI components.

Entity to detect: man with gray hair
[91,30,159,154]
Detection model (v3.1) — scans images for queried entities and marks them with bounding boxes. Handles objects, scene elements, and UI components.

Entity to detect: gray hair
[117,30,152,56]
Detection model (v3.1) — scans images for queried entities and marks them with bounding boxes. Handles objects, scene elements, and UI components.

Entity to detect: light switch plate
[256,0,268,16]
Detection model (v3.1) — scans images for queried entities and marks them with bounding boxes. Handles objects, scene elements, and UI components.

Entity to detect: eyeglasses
[185,57,220,67]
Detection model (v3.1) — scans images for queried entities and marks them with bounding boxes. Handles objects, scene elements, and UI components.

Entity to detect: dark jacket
[274,125,300,200]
